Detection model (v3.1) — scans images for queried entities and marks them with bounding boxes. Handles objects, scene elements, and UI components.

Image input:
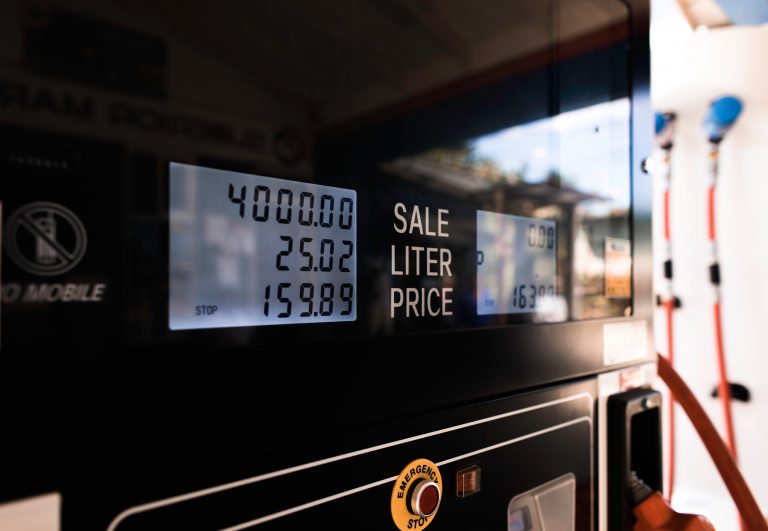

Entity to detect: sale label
[389,203,454,319]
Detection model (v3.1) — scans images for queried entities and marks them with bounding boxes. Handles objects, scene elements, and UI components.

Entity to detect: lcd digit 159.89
[169,163,357,330]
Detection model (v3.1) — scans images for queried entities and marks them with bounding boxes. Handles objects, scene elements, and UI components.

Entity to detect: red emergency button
[411,480,441,518]
[391,458,443,530]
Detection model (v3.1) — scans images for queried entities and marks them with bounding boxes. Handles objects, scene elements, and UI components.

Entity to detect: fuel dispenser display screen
[169,163,357,330]
[477,211,557,315]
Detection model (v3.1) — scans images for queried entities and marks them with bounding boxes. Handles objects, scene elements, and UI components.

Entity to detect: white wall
[651,4,768,528]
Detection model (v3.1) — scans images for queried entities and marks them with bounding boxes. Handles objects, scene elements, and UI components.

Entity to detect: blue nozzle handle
[704,96,743,142]
[655,112,676,148]
[655,112,668,135]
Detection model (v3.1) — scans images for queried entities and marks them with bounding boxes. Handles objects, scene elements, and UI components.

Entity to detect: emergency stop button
[411,480,440,517]
[391,458,442,530]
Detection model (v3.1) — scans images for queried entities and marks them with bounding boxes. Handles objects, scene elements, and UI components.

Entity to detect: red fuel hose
[657,353,766,530]
[714,300,737,455]
[707,146,738,460]
[657,147,678,500]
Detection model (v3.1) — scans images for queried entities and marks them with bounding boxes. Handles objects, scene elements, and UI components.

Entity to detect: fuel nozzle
[703,96,743,144]
[655,112,676,150]
[630,471,716,531]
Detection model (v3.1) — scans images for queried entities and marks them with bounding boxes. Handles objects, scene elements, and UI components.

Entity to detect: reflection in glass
[381,98,632,322]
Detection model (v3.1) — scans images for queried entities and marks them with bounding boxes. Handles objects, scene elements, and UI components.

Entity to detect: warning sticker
[4,202,87,276]
[391,458,442,531]
[604,237,631,298]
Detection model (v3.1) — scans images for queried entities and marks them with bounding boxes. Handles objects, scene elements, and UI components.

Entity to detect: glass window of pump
[385,97,633,324]
[156,0,632,332]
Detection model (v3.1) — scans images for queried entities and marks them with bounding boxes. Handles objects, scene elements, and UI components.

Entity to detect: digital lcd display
[169,163,356,330]
[476,211,557,315]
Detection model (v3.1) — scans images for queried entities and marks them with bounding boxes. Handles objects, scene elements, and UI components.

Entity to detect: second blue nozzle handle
[704,96,743,143]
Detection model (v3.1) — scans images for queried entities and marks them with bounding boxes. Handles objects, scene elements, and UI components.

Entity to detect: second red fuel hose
[657,354,763,530]
[707,146,738,460]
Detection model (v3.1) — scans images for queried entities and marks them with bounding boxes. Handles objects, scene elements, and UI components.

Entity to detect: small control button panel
[391,458,442,530]
[456,464,482,498]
